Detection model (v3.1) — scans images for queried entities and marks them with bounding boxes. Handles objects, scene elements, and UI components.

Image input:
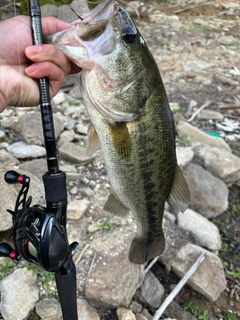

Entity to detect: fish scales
[48,0,190,264]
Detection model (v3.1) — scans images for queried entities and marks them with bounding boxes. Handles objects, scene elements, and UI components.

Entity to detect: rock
[159,218,194,271]
[218,35,236,46]
[6,141,46,159]
[171,243,227,301]
[0,149,19,166]
[19,158,47,180]
[0,167,44,231]
[13,111,63,145]
[77,299,100,320]
[59,142,94,164]
[177,209,221,253]
[193,145,240,184]
[68,199,90,219]
[135,315,148,320]
[197,109,224,121]
[165,300,197,320]
[35,298,62,320]
[57,129,75,147]
[182,60,210,73]
[0,268,39,320]
[84,227,144,308]
[176,121,231,151]
[183,163,229,218]
[117,307,136,320]
[52,90,66,105]
[41,3,58,17]
[176,147,194,167]
[0,129,6,139]
[139,271,165,308]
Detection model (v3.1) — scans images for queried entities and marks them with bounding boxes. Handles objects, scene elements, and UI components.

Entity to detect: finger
[25,61,66,96]
[42,17,70,35]
[25,44,81,75]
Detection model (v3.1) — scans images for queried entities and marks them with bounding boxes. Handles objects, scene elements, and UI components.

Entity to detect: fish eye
[121,26,136,44]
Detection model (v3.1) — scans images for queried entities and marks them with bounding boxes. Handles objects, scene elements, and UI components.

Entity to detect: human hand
[0,15,80,111]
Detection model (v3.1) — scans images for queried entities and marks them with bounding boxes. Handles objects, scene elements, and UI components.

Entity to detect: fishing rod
[0,1,79,319]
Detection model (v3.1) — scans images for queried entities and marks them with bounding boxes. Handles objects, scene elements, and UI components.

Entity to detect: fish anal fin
[109,122,131,160]
[86,124,101,156]
[167,164,190,215]
[128,234,165,265]
[103,193,130,216]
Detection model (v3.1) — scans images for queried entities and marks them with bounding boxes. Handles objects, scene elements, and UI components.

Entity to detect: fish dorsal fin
[86,124,101,156]
[167,164,190,215]
[103,193,130,216]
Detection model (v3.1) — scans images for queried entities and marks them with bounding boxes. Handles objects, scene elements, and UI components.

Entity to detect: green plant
[38,270,55,285]
[226,271,240,279]
[25,261,39,275]
[220,235,228,253]
[184,300,208,320]
[224,310,237,320]
[0,260,14,279]
[98,219,113,232]
[178,133,190,144]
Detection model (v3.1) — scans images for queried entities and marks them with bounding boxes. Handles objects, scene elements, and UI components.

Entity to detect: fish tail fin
[128,234,165,264]
[167,164,190,215]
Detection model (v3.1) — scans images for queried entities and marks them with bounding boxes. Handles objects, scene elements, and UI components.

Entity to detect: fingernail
[25,45,42,55]
[25,64,37,75]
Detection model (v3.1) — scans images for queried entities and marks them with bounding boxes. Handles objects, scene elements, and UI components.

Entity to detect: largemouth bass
[49,0,190,264]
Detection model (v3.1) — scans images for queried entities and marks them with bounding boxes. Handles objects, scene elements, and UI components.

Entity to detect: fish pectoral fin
[103,193,130,216]
[86,124,101,156]
[167,164,190,215]
[109,122,132,160]
[129,234,165,265]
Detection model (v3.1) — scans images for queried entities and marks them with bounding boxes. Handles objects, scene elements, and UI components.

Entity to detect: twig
[174,1,215,14]
[145,256,159,274]
[152,252,205,320]
[187,101,212,122]
[88,250,97,277]
[218,104,240,110]
[75,243,90,265]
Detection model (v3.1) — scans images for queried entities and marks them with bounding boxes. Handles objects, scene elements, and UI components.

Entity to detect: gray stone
[193,145,240,184]
[0,129,6,139]
[19,158,47,181]
[0,149,19,166]
[41,3,58,17]
[6,141,46,159]
[197,109,224,121]
[57,0,89,23]
[182,60,210,73]
[52,90,66,105]
[176,147,194,167]
[176,121,231,151]
[57,129,75,147]
[68,199,90,219]
[171,243,227,301]
[177,209,221,253]
[35,298,62,320]
[77,299,100,320]
[139,271,165,308]
[0,268,39,320]
[183,163,229,218]
[159,218,193,271]
[117,307,136,320]
[84,227,144,308]
[13,111,63,145]
[218,35,237,46]
[59,142,94,164]
[165,300,197,320]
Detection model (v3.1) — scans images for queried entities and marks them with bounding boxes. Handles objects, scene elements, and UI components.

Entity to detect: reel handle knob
[5,171,26,185]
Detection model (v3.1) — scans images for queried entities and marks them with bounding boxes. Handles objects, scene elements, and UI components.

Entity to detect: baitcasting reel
[0,170,78,272]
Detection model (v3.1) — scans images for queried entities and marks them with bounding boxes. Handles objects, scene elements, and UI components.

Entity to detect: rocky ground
[0,0,240,319]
